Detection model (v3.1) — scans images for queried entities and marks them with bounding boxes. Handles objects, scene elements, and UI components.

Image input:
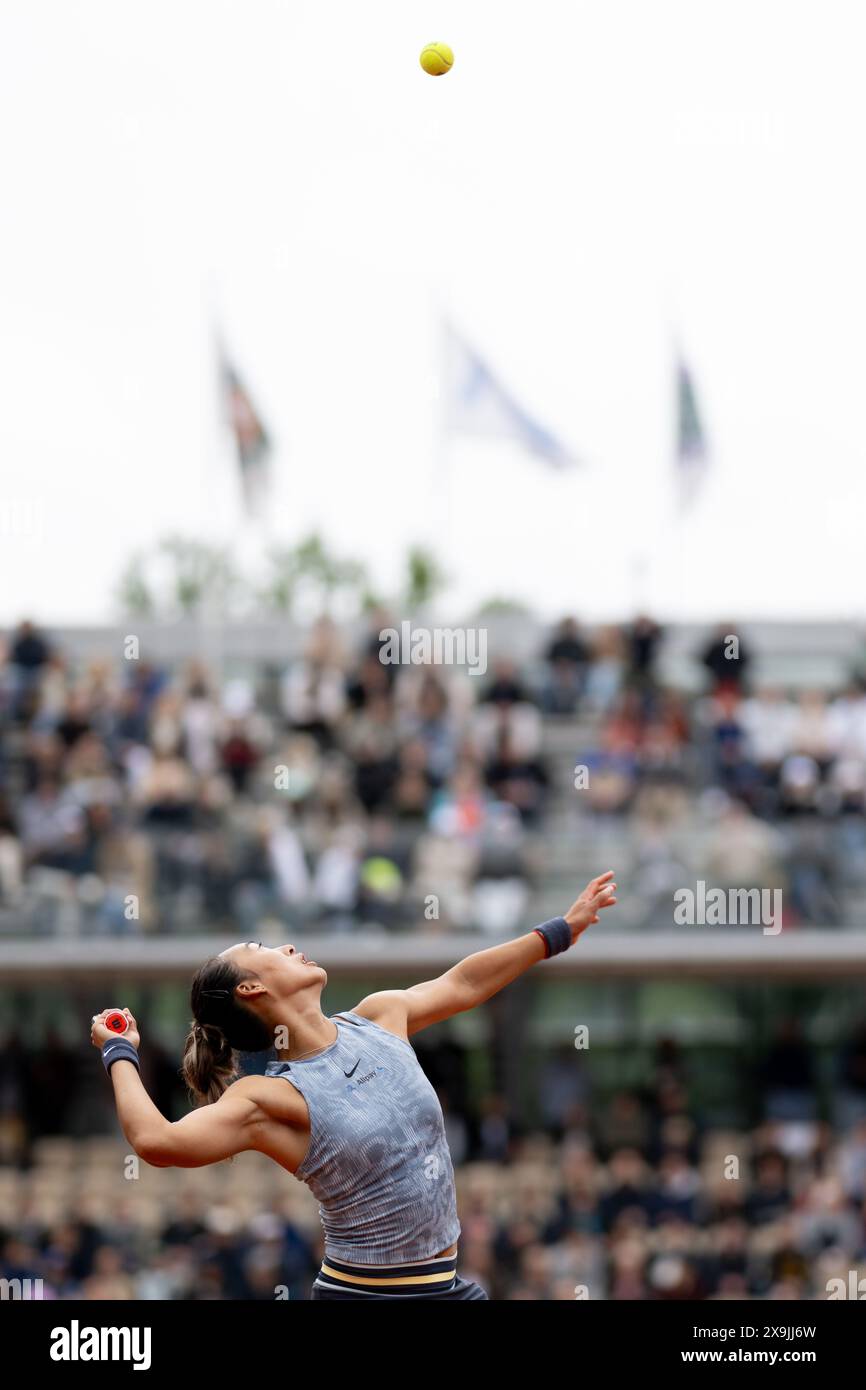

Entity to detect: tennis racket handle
[104,1010,129,1035]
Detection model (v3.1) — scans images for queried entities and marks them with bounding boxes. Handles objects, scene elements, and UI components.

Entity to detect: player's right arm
[90,1011,306,1169]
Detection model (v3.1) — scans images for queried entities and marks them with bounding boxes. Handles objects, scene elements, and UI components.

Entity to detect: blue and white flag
[442,323,577,468]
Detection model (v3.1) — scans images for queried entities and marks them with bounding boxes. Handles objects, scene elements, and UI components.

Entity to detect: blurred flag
[676,355,708,507]
[442,323,577,468]
[220,351,271,516]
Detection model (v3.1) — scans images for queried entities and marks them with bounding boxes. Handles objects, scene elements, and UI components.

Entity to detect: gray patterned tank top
[265,1011,461,1264]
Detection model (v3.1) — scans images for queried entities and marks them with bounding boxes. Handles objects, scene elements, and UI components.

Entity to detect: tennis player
[91,870,617,1299]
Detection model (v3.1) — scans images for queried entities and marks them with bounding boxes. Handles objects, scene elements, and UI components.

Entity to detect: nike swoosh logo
[344,1059,360,1078]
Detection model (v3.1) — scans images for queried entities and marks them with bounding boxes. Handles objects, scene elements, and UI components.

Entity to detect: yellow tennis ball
[420,42,454,76]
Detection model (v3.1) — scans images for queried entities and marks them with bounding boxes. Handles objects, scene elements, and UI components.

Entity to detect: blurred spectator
[763,1020,816,1122]
[626,614,663,690]
[583,626,626,713]
[542,617,589,715]
[837,1023,866,1129]
[9,620,51,677]
[281,618,347,746]
[481,659,534,708]
[700,623,752,692]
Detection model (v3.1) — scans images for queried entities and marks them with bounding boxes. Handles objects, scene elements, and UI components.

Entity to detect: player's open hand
[90,1009,140,1051]
[564,871,617,941]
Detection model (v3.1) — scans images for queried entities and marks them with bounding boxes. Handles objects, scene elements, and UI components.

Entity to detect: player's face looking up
[219,940,328,1003]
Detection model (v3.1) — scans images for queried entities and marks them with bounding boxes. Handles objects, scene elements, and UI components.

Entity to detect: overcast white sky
[1,0,865,627]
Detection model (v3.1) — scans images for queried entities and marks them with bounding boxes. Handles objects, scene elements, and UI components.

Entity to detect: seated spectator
[356,816,410,927]
[220,719,261,795]
[345,651,392,711]
[704,797,785,890]
[484,729,548,823]
[481,658,534,708]
[583,626,626,714]
[428,763,489,842]
[178,667,221,776]
[472,801,532,931]
[740,687,796,785]
[402,673,457,785]
[0,793,23,904]
[134,751,197,827]
[584,724,638,815]
[281,618,347,745]
[472,696,542,765]
[700,687,755,795]
[763,1021,816,1122]
[55,691,92,751]
[790,690,834,768]
[700,622,752,693]
[745,1150,791,1225]
[18,774,90,873]
[390,740,435,824]
[828,682,866,760]
[600,1149,658,1227]
[626,614,663,689]
[836,1022,866,1129]
[8,621,52,717]
[344,693,400,811]
[542,617,589,715]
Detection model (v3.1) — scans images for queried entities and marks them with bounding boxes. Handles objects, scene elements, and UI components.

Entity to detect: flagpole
[431,299,454,616]
[207,312,228,697]
[665,324,679,624]
[209,290,275,687]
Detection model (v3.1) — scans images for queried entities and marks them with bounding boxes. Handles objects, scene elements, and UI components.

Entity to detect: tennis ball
[419,42,453,76]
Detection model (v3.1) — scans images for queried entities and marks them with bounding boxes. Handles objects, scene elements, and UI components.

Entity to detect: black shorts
[311,1274,488,1301]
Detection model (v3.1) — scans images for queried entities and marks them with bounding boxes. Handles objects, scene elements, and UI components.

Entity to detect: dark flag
[221,354,271,516]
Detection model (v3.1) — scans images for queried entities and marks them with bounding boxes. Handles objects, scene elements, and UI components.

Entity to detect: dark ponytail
[183,956,273,1104]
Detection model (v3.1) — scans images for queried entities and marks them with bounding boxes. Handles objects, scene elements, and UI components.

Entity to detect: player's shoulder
[225,1071,307,1122]
[350,990,411,1035]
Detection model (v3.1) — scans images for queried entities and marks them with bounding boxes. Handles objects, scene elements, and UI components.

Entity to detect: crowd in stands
[4,616,866,1300]
[2,613,866,934]
[3,1024,865,1300]
[579,623,866,927]
[0,614,549,935]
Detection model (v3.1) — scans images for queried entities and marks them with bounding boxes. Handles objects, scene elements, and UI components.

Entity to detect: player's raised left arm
[356,871,617,1036]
